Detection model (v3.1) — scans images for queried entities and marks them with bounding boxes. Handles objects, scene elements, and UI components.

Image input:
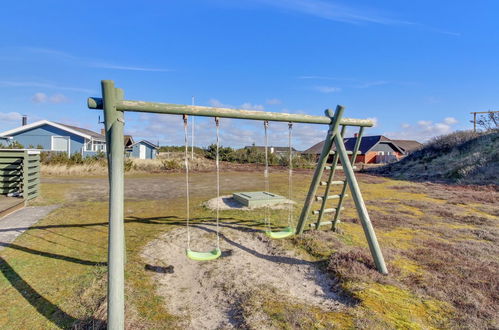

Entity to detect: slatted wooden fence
[0,150,40,200]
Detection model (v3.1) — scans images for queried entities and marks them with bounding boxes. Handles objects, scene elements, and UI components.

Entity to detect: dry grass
[40,154,215,176]
[1,172,498,328]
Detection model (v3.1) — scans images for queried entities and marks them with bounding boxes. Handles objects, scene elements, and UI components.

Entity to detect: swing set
[88,80,388,329]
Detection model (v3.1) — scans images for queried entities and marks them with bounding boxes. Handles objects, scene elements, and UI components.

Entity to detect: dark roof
[124,135,134,147]
[303,135,404,154]
[56,123,105,140]
[391,139,422,153]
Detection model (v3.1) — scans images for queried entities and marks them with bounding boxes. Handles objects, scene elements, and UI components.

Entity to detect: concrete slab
[0,205,59,250]
[233,191,287,207]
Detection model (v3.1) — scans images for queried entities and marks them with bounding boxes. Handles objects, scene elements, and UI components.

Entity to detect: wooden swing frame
[88,80,388,330]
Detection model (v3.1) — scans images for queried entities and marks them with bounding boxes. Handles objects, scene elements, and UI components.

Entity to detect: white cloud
[266,98,282,105]
[32,92,47,103]
[313,86,341,93]
[31,92,69,104]
[385,117,459,141]
[443,117,458,125]
[240,102,264,111]
[0,112,22,122]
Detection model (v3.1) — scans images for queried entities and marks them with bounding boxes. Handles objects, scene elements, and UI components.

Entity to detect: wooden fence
[0,150,40,200]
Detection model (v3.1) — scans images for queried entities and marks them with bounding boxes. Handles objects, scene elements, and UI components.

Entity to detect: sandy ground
[141,225,346,329]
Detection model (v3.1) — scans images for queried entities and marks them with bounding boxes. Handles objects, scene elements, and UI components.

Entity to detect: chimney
[22,115,27,126]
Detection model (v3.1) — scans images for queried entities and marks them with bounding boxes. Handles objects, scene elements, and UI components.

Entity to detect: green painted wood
[332,127,365,231]
[88,97,374,127]
[0,164,22,170]
[334,133,388,274]
[0,158,23,164]
[102,80,126,330]
[295,106,344,234]
[314,125,347,229]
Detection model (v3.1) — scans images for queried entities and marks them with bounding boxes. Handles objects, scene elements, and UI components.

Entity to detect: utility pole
[470,110,499,132]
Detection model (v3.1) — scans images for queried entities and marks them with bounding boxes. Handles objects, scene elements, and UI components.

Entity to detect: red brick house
[303,135,415,164]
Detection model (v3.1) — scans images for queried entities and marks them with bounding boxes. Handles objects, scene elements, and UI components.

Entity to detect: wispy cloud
[244,0,459,36]
[0,80,94,93]
[266,98,282,105]
[0,112,23,122]
[25,47,171,72]
[313,86,341,93]
[32,92,69,104]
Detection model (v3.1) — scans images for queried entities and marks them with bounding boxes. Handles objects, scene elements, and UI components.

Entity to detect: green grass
[0,171,497,328]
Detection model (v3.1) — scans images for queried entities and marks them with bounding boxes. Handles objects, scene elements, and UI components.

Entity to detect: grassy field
[0,170,497,329]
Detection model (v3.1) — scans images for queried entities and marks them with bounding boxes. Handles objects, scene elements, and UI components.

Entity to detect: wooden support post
[102,80,125,330]
[332,126,364,231]
[295,106,344,234]
[334,135,388,274]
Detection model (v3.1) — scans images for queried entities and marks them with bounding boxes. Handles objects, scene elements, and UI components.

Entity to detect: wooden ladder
[295,107,365,232]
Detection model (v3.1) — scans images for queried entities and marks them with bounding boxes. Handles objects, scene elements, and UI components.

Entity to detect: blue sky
[1,0,498,149]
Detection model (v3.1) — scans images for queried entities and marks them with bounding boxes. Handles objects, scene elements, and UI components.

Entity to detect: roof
[303,135,404,154]
[130,140,158,149]
[124,135,134,147]
[0,120,105,141]
[391,139,422,153]
[55,122,104,140]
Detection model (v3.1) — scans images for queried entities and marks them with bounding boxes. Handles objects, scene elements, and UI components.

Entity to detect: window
[84,139,92,151]
[52,136,69,152]
[92,141,106,152]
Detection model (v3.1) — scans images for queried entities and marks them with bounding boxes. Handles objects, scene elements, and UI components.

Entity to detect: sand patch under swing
[141,224,348,329]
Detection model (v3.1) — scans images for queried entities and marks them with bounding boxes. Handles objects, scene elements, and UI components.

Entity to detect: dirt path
[142,225,346,329]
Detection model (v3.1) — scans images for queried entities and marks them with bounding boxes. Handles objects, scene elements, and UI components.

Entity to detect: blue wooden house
[127,140,158,159]
[0,120,106,157]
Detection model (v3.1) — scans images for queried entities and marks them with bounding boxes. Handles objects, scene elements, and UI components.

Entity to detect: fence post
[102,80,125,330]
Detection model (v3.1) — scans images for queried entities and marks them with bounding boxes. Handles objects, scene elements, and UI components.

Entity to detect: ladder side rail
[295,106,345,234]
[332,126,365,231]
[334,135,388,274]
[314,125,346,229]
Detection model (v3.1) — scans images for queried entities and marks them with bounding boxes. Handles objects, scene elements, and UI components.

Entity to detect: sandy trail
[141,224,346,329]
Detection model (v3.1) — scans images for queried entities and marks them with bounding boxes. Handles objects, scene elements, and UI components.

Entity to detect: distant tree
[477,111,499,131]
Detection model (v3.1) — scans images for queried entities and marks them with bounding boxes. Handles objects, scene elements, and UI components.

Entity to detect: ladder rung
[312,207,344,215]
[315,194,347,202]
[320,180,345,186]
[330,150,353,155]
[324,165,357,171]
[309,220,341,228]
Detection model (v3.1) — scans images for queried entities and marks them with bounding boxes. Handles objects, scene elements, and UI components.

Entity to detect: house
[303,135,411,164]
[391,139,423,155]
[0,120,106,157]
[127,140,158,159]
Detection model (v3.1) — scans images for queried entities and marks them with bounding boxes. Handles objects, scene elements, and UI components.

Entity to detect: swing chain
[215,117,221,249]
[183,114,191,250]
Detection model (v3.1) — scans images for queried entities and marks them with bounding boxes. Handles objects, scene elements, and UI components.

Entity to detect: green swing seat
[265,226,295,239]
[186,248,222,261]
